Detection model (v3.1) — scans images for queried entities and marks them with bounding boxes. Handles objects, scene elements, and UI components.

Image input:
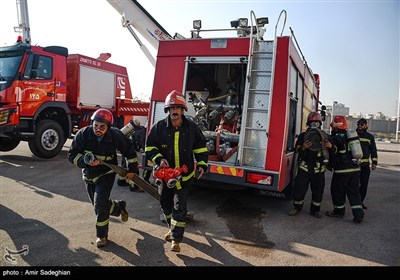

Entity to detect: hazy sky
[1,0,398,116]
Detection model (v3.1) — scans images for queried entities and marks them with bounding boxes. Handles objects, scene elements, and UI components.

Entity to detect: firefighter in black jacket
[326,116,364,223]
[288,112,335,218]
[356,118,378,209]
[145,90,208,252]
[68,109,139,248]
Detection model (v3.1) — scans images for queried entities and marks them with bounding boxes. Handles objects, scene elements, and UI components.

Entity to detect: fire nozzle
[83,152,96,164]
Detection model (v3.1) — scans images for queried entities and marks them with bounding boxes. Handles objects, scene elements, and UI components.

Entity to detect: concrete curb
[378,149,400,153]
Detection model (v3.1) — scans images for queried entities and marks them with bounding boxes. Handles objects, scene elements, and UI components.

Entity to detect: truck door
[21,54,56,103]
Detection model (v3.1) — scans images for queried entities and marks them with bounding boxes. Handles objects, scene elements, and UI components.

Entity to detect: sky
[1,0,399,116]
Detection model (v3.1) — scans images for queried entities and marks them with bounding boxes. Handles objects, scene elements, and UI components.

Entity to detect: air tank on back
[346,129,363,160]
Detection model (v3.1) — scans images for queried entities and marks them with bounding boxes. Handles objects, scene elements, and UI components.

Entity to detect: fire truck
[0,0,149,159]
[109,1,324,196]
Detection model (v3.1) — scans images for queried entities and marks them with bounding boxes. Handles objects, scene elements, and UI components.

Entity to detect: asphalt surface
[0,140,399,271]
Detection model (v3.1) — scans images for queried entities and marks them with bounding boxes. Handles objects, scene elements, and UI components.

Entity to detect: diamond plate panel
[250,72,271,89]
[252,55,273,70]
[244,129,267,147]
[248,90,270,110]
[242,147,266,167]
[255,40,274,52]
[246,111,269,129]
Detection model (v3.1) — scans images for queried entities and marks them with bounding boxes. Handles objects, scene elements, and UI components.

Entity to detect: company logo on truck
[117,77,126,90]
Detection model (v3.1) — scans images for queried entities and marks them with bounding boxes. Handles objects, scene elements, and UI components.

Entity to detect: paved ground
[0,140,399,272]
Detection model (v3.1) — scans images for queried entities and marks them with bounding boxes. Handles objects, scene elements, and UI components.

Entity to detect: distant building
[321,101,398,136]
[330,101,350,116]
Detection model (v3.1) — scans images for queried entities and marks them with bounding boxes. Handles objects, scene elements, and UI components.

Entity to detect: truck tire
[0,138,20,152]
[28,120,65,159]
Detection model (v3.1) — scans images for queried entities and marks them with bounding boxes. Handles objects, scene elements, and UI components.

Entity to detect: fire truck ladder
[239,12,274,168]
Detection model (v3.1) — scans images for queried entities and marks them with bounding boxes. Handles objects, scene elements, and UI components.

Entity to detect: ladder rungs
[249,89,269,92]
[247,108,268,112]
[253,51,273,54]
[251,70,271,73]
[245,127,267,132]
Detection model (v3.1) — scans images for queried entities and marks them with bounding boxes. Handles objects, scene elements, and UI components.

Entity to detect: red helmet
[164,90,188,113]
[306,111,322,125]
[331,115,348,130]
[91,109,114,126]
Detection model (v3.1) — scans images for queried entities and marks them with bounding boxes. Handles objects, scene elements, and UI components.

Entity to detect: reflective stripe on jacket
[68,126,138,180]
[358,131,378,166]
[145,115,208,181]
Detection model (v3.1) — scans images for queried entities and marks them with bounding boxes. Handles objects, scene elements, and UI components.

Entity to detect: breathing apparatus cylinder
[346,129,363,160]
[120,121,135,136]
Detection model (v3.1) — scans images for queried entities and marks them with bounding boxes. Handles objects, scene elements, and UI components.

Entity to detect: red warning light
[17,35,23,43]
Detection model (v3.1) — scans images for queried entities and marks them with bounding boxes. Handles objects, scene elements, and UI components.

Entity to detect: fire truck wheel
[0,138,20,152]
[28,120,65,159]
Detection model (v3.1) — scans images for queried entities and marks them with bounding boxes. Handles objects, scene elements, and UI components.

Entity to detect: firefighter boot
[288,209,300,216]
[171,240,180,252]
[96,237,107,248]
[164,230,172,242]
[119,201,129,222]
[310,211,322,218]
[325,210,344,218]
[186,211,194,222]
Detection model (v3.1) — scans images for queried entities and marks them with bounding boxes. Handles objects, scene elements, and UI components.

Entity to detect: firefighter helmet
[331,115,348,130]
[164,90,188,113]
[91,109,114,126]
[306,111,322,125]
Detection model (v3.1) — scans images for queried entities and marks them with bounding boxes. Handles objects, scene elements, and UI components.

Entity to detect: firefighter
[68,109,139,248]
[325,116,364,223]
[145,90,208,252]
[356,118,378,209]
[288,111,335,218]
[36,58,50,78]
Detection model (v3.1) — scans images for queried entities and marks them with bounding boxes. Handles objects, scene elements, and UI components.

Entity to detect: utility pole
[396,90,399,142]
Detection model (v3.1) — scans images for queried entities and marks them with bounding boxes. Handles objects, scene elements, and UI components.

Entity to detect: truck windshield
[0,52,23,81]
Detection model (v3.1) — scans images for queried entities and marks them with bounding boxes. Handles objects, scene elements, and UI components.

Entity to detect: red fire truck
[109,1,323,196]
[0,0,149,159]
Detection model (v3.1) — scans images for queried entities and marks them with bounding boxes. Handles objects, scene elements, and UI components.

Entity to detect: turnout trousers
[359,164,371,202]
[85,173,124,238]
[292,169,325,213]
[330,172,364,220]
[159,180,190,243]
